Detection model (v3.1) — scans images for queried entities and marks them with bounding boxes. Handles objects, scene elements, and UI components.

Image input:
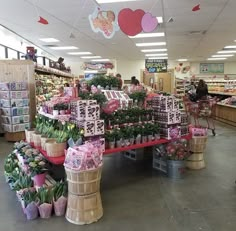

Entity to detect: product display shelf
[208,91,236,96]
[38,111,71,121]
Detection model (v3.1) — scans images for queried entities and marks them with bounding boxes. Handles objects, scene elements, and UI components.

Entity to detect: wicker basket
[45,140,66,157]
[189,136,208,153]
[66,192,103,225]
[41,137,54,151]
[186,160,205,170]
[65,166,102,195]
[32,132,41,148]
[188,153,204,161]
[25,129,35,143]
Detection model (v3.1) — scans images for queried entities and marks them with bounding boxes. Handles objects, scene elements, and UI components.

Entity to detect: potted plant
[105,130,116,149]
[114,128,123,148]
[153,123,160,140]
[45,130,68,157]
[52,182,68,216]
[166,139,189,179]
[4,153,19,183]
[128,126,135,145]
[134,125,142,144]
[37,187,53,219]
[28,155,47,187]
[144,123,154,142]
[21,189,38,220]
[121,127,130,146]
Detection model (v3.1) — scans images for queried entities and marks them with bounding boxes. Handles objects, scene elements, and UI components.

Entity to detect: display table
[208,91,236,96]
[214,103,236,127]
[33,134,191,165]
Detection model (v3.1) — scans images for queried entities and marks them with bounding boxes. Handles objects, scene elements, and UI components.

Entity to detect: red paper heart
[192,4,200,12]
[118,8,145,36]
[38,16,48,25]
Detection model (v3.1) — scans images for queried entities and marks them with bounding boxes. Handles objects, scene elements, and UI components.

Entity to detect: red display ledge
[103,134,192,155]
[39,148,66,165]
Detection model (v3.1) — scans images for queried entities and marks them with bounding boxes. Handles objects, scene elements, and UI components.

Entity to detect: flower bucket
[155,133,160,140]
[109,141,115,149]
[130,137,135,145]
[25,202,39,220]
[41,137,54,151]
[32,133,41,148]
[124,139,130,146]
[136,135,141,144]
[38,203,53,219]
[25,128,35,143]
[142,136,147,143]
[45,140,67,157]
[53,196,67,216]
[33,173,46,187]
[167,160,186,179]
[148,135,153,142]
[116,139,122,148]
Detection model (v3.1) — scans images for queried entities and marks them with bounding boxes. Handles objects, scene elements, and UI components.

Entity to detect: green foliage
[13,173,33,191]
[88,74,120,88]
[52,182,68,201]
[105,130,116,142]
[4,152,19,174]
[129,91,147,103]
[37,187,53,204]
[21,190,38,206]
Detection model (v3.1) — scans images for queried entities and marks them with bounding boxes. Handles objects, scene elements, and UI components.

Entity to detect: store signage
[200,63,224,74]
[83,62,114,71]
[145,59,168,73]
[103,99,119,114]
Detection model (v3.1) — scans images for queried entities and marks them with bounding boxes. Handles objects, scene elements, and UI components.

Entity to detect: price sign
[145,59,168,73]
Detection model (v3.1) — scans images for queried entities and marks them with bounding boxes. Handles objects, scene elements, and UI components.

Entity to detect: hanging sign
[145,59,168,73]
[89,7,119,39]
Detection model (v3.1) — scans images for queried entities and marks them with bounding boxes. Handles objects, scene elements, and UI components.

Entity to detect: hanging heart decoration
[38,16,48,25]
[192,4,200,12]
[141,12,158,33]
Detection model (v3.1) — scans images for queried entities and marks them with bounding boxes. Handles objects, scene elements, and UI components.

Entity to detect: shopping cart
[183,96,217,136]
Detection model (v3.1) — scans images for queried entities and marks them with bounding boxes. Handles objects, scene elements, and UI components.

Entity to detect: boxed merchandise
[160,124,181,140]
[1,115,30,124]
[3,123,30,132]
[85,137,105,152]
[175,111,181,124]
[0,91,29,99]
[95,120,105,135]
[10,82,28,91]
[155,111,175,124]
[78,120,95,137]
[172,99,179,111]
[0,82,10,91]
[86,105,100,120]
[86,100,97,106]
[70,100,87,119]
[11,107,29,116]
[0,99,29,108]
[181,112,188,125]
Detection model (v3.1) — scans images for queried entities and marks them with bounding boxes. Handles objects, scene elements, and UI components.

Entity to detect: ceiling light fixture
[217,50,236,54]
[136,42,166,47]
[212,54,234,57]
[156,17,163,23]
[141,49,167,52]
[148,57,168,60]
[91,59,110,62]
[177,59,188,61]
[207,58,227,60]
[84,70,98,73]
[145,53,168,57]
[224,45,236,49]
[96,0,140,3]
[81,56,102,59]
[50,46,78,50]
[67,52,92,55]
[39,38,59,43]
[129,32,165,38]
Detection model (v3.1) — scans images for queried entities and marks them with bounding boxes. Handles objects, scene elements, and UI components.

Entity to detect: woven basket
[32,133,41,148]
[25,129,35,143]
[41,136,54,151]
[45,140,66,157]
[189,136,207,153]
[65,166,102,195]
[188,153,204,161]
[186,160,205,170]
[66,192,103,225]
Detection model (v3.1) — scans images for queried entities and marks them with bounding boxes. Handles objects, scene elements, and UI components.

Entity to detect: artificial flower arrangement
[166,139,189,161]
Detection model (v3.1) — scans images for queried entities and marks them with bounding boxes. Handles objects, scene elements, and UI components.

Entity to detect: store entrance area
[0,122,236,231]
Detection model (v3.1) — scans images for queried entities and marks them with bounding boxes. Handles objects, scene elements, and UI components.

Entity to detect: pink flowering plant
[27,155,48,177]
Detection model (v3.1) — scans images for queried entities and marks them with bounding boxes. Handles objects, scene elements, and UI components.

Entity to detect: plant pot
[124,139,130,146]
[129,137,135,145]
[32,132,41,148]
[167,160,186,179]
[148,135,153,142]
[45,140,66,157]
[53,196,67,216]
[116,139,122,148]
[32,173,46,187]
[25,128,35,143]
[109,141,115,149]
[155,133,161,140]
[40,136,54,151]
[136,135,141,144]
[142,136,147,143]
[59,110,65,115]
[53,110,59,116]
[25,202,39,220]
[38,203,53,219]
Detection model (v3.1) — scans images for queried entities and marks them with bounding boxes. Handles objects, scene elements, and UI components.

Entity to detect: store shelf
[39,148,66,165]
[217,102,236,109]
[208,91,236,96]
[38,111,71,121]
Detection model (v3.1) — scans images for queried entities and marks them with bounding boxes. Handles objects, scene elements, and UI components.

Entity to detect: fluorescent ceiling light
[129,32,165,38]
[91,59,110,62]
[81,56,102,59]
[207,58,227,60]
[148,57,168,60]
[177,59,188,61]
[51,46,78,50]
[84,70,98,73]
[156,17,163,23]
[224,45,236,49]
[141,49,167,52]
[145,53,168,57]
[39,38,59,43]
[217,50,236,54]
[96,0,139,3]
[212,54,234,57]
[67,52,92,55]
[136,42,166,47]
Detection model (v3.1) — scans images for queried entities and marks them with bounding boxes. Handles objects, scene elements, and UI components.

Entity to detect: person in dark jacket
[196,79,208,100]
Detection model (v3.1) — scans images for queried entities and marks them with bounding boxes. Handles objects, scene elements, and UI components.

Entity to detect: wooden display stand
[214,103,236,127]
[4,131,25,142]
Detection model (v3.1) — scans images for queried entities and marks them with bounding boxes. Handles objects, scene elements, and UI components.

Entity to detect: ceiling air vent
[42,44,59,47]
[187,30,207,36]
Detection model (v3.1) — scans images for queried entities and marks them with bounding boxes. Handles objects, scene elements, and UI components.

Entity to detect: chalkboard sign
[145,59,168,73]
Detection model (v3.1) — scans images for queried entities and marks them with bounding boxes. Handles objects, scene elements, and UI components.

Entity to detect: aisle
[0,123,236,231]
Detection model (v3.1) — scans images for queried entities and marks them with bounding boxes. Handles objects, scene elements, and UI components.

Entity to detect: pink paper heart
[141,13,158,33]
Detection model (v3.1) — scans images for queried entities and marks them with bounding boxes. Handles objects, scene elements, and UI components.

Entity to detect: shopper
[56,86,65,97]
[116,73,123,90]
[196,79,208,100]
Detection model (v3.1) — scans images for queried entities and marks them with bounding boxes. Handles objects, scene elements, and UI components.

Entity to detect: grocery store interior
[0,0,236,230]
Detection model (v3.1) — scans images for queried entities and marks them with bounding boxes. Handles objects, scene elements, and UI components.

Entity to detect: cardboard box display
[86,100,97,106]
[95,120,105,135]
[172,99,179,111]
[0,99,29,108]
[155,111,176,124]
[175,111,181,124]
[84,121,95,137]
[0,91,29,99]
[1,115,30,124]
[70,100,87,120]
[2,123,30,133]
[86,105,100,120]
[160,125,181,140]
